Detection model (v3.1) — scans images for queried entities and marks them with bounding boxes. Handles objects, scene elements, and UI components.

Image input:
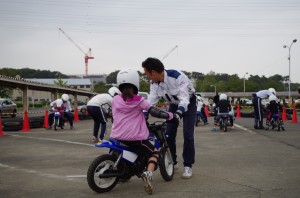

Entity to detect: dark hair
[120,84,135,101]
[142,57,165,73]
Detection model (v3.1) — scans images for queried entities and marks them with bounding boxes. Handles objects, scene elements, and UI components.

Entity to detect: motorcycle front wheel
[54,118,59,131]
[159,146,174,181]
[87,154,120,193]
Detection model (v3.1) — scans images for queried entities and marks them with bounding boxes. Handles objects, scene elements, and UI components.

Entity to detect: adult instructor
[142,57,196,179]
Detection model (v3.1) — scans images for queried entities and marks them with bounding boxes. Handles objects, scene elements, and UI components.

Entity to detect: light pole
[243,72,248,93]
[210,84,216,94]
[283,39,297,98]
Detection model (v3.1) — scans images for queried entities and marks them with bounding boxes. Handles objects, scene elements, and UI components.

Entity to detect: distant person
[196,96,208,126]
[213,92,219,105]
[252,88,277,129]
[47,94,74,130]
[212,93,233,131]
[87,87,121,142]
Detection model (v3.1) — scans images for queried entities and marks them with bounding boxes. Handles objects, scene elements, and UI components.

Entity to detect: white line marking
[9,134,95,147]
[234,123,256,134]
[65,175,86,178]
[0,163,83,181]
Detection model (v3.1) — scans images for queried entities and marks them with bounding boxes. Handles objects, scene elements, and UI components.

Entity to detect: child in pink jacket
[110,68,176,194]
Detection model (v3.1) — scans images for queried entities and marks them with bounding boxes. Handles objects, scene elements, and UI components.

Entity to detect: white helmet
[108,87,121,97]
[269,95,277,102]
[220,93,227,100]
[268,88,276,96]
[61,94,69,102]
[56,99,64,108]
[117,68,140,94]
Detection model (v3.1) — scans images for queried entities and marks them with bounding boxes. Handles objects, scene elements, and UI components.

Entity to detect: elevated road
[1,75,96,111]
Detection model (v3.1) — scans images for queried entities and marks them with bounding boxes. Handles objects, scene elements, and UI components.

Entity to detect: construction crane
[161,45,178,61]
[58,28,94,76]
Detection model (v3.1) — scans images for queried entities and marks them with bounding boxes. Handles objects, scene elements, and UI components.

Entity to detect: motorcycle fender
[95,141,123,151]
[122,150,138,163]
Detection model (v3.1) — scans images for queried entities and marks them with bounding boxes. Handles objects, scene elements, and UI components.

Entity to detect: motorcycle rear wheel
[87,154,120,193]
[223,121,227,132]
[159,146,174,181]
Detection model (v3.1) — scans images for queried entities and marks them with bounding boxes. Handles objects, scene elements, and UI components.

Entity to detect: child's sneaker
[141,170,153,194]
[182,167,192,179]
[211,127,216,132]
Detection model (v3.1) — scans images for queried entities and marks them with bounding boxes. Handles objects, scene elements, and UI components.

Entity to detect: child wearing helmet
[47,94,74,130]
[212,93,233,131]
[87,87,121,142]
[110,68,176,194]
[265,95,285,130]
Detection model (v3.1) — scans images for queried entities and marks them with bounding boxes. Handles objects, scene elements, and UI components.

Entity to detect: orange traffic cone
[21,110,31,132]
[236,104,241,118]
[0,117,6,137]
[205,105,210,117]
[282,106,287,121]
[291,106,298,123]
[42,108,49,128]
[73,108,79,122]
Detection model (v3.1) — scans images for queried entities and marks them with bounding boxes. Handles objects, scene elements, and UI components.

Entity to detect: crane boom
[161,45,178,60]
[58,28,94,76]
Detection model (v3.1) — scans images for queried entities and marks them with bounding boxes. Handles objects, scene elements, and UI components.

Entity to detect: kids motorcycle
[53,111,65,130]
[267,114,285,131]
[87,121,174,193]
[217,113,230,132]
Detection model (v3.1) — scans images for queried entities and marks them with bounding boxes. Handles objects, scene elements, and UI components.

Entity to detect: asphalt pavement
[0,115,300,198]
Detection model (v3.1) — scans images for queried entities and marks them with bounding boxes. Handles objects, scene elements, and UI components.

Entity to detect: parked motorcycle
[87,121,174,193]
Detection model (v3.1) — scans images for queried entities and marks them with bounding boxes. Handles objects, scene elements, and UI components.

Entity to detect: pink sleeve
[140,99,152,111]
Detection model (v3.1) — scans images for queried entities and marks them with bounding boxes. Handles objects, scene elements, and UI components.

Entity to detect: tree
[94,82,108,93]
[0,86,12,98]
[106,70,120,84]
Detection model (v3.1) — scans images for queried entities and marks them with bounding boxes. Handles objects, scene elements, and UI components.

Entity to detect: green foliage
[140,79,150,92]
[0,86,12,98]
[106,70,120,84]
[1,67,300,93]
[94,82,108,93]
[0,68,67,78]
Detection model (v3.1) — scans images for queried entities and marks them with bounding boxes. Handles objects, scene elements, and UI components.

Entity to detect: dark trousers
[253,96,264,127]
[87,106,107,140]
[166,95,196,168]
[48,111,73,127]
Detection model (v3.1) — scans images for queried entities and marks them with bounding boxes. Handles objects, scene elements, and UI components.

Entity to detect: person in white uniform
[87,87,121,142]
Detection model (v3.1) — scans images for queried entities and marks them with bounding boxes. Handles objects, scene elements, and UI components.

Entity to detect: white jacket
[87,93,113,113]
[148,70,195,112]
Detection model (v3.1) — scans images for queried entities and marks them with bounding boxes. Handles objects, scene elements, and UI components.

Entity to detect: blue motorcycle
[53,111,65,131]
[218,113,230,132]
[87,121,174,193]
[267,114,285,131]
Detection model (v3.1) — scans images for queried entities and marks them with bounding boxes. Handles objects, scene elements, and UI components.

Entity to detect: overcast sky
[1,0,300,84]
